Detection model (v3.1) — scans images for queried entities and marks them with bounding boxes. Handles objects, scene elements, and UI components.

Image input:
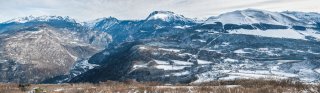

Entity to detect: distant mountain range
[0,9,320,84]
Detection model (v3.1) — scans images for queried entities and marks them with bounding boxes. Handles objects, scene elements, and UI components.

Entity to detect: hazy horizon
[1,0,320,22]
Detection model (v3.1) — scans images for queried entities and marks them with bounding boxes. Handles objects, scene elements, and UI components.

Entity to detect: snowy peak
[4,15,77,24]
[146,11,175,20]
[205,9,319,26]
[5,16,36,23]
[146,11,193,22]
[84,17,119,30]
[206,9,286,25]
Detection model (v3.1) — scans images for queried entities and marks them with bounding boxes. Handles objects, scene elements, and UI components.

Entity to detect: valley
[0,9,320,85]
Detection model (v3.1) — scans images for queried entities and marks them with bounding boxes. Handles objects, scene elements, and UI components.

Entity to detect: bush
[0,79,318,93]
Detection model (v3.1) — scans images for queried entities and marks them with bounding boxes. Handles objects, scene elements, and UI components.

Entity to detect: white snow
[5,16,75,23]
[133,64,148,69]
[221,42,230,46]
[254,48,281,56]
[178,53,193,57]
[73,60,98,70]
[140,30,147,33]
[172,60,193,65]
[197,60,212,64]
[195,30,203,32]
[192,39,206,43]
[238,70,271,75]
[224,58,238,62]
[229,29,306,40]
[298,69,318,82]
[158,48,181,52]
[205,9,308,26]
[299,29,320,40]
[154,60,169,65]
[314,68,320,74]
[193,71,219,83]
[174,25,191,29]
[138,46,148,50]
[149,14,170,21]
[234,49,250,54]
[155,65,189,70]
[271,71,298,77]
[205,49,221,53]
[147,11,193,22]
[172,71,190,76]
[219,76,243,80]
[227,28,320,41]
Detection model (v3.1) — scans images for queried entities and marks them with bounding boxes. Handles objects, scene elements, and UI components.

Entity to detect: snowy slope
[205,9,319,26]
[4,15,76,23]
[228,29,320,40]
[145,11,194,22]
[281,11,320,25]
[83,17,119,29]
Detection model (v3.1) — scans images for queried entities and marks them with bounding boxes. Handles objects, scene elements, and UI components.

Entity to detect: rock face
[0,17,111,83]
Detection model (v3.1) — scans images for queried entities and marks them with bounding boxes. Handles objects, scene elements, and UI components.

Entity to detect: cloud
[0,0,319,22]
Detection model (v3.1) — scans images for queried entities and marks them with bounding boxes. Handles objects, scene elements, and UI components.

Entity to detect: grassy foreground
[0,79,319,93]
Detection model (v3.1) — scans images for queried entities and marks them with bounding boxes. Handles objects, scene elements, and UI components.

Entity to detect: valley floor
[0,79,319,93]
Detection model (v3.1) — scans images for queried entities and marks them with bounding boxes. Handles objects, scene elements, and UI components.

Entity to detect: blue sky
[0,0,319,22]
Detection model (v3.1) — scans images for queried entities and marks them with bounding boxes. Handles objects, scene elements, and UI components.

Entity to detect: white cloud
[0,0,319,22]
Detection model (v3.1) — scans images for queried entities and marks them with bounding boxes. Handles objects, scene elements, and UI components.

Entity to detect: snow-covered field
[229,29,320,41]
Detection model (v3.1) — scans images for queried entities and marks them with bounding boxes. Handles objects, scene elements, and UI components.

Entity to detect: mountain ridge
[1,9,320,84]
[3,9,320,28]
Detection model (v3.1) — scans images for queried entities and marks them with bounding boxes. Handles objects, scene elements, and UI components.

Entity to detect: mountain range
[0,9,320,84]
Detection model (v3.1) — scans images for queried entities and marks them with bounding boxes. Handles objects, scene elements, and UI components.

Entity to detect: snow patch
[299,29,320,40]
[234,49,250,54]
[192,39,206,43]
[138,46,148,50]
[158,48,181,52]
[172,60,193,65]
[154,60,169,65]
[229,29,306,40]
[174,25,191,29]
[149,14,170,21]
[172,71,190,76]
[73,60,98,70]
[155,65,189,70]
[314,68,320,74]
[224,58,238,62]
[133,64,148,69]
[197,60,212,64]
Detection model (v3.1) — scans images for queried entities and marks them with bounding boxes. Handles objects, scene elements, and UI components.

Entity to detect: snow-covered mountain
[145,11,194,22]
[199,9,320,41]
[4,15,76,24]
[1,9,320,84]
[83,17,119,30]
[205,9,320,26]
[69,9,320,84]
